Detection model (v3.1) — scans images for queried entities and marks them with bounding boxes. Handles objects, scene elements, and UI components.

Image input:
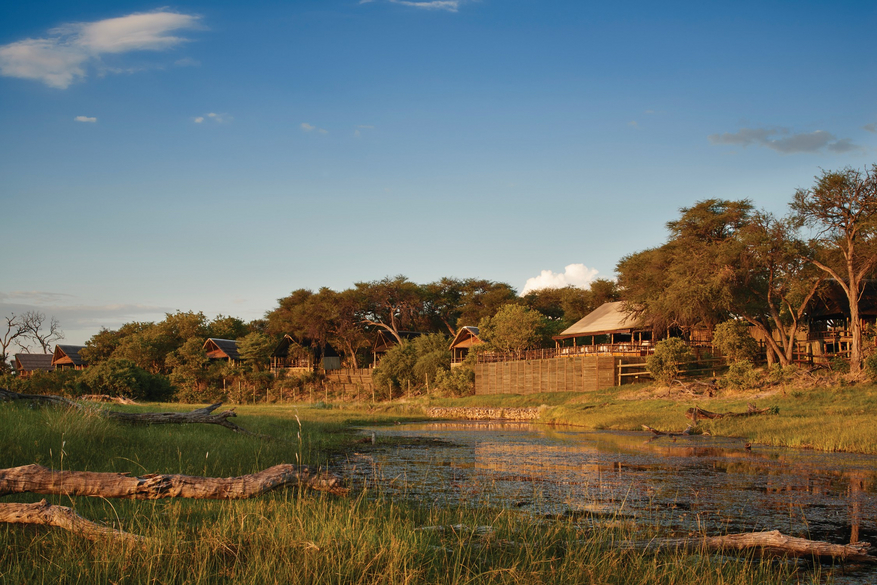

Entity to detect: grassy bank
[0,402,812,584]
[417,382,877,454]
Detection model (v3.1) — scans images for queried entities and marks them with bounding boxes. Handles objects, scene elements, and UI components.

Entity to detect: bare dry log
[0,500,147,543]
[686,403,777,421]
[0,463,348,498]
[80,394,139,405]
[641,424,694,437]
[671,379,717,397]
[0,387,271,439]
[624,530,876,564]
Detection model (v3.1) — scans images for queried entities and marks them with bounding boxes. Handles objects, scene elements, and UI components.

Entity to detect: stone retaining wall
[425,406,542,421]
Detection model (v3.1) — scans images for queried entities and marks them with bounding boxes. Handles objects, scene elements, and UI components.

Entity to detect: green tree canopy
[478,304,545,353]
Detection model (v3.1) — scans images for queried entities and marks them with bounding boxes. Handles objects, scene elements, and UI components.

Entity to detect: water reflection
[343,421,877,549]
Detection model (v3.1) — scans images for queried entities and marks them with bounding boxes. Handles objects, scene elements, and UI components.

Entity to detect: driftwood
[80,394,139,405]
[671,379,717,397]
[0,500,147,543]
[0,463,348,498]
[686,403,777,422]
[625,530,876,564]
[0,387,271,439]
[641,424,693,437]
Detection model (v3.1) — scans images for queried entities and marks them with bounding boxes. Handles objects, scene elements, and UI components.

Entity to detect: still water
[343,422,876,578]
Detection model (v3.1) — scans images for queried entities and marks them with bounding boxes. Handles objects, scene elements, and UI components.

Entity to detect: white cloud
[628,120,638,128]
[520,264,599,296]
[74,115,96,122]
[708,127,860,155]
[864,123,877,134]
[0,10,201,89]
[361,0,463,11]
[174,57,200,67]
[194,112,231,124]
[391,0,460,11]
[301,122,328,134]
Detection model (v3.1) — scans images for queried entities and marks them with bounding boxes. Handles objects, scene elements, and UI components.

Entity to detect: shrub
[865,353,877,382]
[712,320,760,363]
[373,333,451,397]
[722,359,761,389]
[646,338,693,384]
[434,366,475,397]
[78,358,174,401]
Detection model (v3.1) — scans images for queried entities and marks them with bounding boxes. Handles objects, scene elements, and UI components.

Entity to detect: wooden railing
[476,344,655,364]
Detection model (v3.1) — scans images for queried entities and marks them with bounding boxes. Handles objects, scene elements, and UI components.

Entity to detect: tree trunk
[0,500,147,543]
[685,404,775,420]
[624,530,875,564]
[0,463,347,498]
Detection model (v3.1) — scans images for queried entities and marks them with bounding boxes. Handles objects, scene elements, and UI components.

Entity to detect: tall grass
[0,403,814,584]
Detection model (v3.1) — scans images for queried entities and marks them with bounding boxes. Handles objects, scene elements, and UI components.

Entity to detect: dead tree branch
[0,500,148,544]
[623,530,875,564]
[686,403,777,421]
[0,463,347,498]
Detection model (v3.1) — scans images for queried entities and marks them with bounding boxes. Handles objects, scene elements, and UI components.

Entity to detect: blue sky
[2,0,876,347]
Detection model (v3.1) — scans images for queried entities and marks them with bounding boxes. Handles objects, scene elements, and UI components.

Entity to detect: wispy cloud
[74,115,96,123]
[708,127,861,155]
[520,264,599,296]
[628,120,639,128]
[354,124,375,138]
[864,123,877,134]
[0,10,201,88]
[301,122,328,134]
[361,0,463,12]
[174,57,200,67]
[195,112,231,124]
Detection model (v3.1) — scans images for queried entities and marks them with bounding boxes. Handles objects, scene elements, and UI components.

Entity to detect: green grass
[411,382,877,454]
[0,402,813,584]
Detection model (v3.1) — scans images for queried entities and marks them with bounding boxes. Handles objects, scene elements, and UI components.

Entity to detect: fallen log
[79,394,139,405]
[641,424,694,437]
[623,530,876,564]
[0,500,147,544]
[0,387,271,439]
[0,463,347,498]
[686,403,777,421]
[671,379,717,397]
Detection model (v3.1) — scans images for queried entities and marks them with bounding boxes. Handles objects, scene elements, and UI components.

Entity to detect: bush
[722,359,761,389]
[712,320,760,363]
[434,366,475,397]
[865,353,877,382]
[373,333,451,398]
[767,363,798,385]
[78,358,174,401]
[646,338,693,384]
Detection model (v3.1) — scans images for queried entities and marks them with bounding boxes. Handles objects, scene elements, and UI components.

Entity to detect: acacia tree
[355,276,424,344]
[1,315,25,372]
[618,200,822,365]
[791,165,877,374]
[478,304,544,353]
[733,212,824,365]
[19,311,64,353]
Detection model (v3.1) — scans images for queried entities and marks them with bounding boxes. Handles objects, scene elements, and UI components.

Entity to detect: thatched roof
[203,338,240,360]
[52,345,86,367]
[14,353,54,373]
[449,326,482,350]
[555,302,642,339]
